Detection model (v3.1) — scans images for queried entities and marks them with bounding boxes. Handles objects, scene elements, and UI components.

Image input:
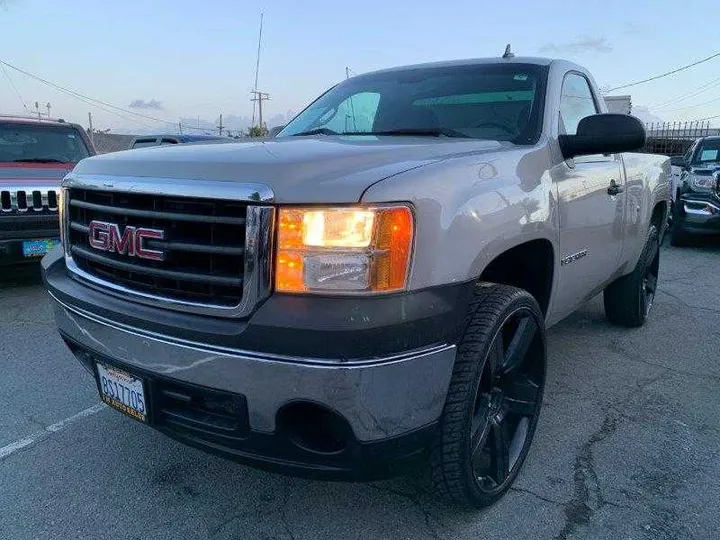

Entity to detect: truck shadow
[0,263,43,289]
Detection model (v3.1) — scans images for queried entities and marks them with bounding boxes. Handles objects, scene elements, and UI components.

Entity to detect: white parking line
[0,403,107,461]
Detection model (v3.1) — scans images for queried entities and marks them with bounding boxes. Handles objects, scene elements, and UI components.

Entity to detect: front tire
[430,284,546,508]
[603,224,660,327]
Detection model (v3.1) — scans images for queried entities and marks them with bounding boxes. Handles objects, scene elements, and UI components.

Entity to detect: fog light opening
[277,402,351,455]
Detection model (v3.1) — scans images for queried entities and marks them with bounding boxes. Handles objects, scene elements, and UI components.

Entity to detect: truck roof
[0,114,78,127]
[360,56,563,78]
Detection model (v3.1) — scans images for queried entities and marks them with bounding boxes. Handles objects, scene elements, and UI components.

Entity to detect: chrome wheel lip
[469,307,544,494]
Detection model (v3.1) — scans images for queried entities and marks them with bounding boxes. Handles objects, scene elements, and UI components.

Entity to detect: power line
[0,58,212,132]
[662,92,720,113]
[0,62,29,112]
[606,51,720,92]
[699,113,720,121]
[650,76,720,109]
[0,59,172,125]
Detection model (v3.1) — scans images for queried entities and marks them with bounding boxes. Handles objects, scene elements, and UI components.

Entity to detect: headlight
[275,205,414,294]
[690,173,716,189]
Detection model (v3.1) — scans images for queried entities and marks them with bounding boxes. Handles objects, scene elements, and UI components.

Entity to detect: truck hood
[72,136,504,203]
[0,162,76,187]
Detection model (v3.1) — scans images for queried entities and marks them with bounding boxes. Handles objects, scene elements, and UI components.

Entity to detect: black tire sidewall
[432,284,547,507]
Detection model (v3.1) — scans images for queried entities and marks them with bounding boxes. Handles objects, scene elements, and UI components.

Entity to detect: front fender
[361,144,558,290]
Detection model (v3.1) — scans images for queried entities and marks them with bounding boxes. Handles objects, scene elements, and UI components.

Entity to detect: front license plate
[96,363,147,422]
[22,238,59,258]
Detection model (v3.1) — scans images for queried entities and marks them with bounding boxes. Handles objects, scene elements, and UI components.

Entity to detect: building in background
[604,95,632,115]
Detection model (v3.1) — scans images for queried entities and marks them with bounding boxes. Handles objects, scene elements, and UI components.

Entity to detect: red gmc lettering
[135,228,165,261]
[109,224,136,256]
[87,220,165,261]
[88,221,110,251]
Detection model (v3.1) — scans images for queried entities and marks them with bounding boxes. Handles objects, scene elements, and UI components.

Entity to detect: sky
[1,0,720,134]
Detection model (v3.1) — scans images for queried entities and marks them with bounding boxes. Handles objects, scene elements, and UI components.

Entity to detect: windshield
[0,123,91,163]
[691,139,720,166]
[278,63,547,144]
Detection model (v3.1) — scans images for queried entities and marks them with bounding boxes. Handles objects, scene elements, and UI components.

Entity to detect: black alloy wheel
[431,284,546,507]
[604,223,660,327]
[469,311,543,494]
[641,245,659,319]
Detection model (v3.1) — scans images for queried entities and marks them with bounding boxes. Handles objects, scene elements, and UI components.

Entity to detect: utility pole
[178,120,183,135]
[250,91,269,129]
[34,101,41,120]
[46,102,52,118]
[217,114,224,136]
[87,112,95,146]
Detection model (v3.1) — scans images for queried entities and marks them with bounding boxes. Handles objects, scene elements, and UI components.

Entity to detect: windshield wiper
[344,128,471,138]
[290,128,340,136]
[12,158,68,163]
[289,127,471,138]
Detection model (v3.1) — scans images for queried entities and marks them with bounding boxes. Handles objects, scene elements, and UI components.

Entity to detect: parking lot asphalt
[1,239,719,540]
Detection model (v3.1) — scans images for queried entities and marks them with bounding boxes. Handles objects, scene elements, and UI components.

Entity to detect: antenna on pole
[252,13,263,99]
[250,13,270,133]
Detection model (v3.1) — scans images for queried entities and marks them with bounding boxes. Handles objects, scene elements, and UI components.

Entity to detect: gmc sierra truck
[669,136,720,245]
[1,116,94,266]
[43,56,670,507]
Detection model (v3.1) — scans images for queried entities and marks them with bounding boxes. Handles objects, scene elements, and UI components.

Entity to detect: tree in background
[247,125,268,137]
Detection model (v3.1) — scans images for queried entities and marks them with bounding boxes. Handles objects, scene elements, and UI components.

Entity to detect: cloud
[539,37,612,55]
[621,22,643,35]
[128,99,164,110]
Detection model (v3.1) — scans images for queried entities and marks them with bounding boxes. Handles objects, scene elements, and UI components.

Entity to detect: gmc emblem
[88,220,165,261]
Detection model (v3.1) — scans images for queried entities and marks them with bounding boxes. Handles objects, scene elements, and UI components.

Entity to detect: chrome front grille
[0,188,59,214]
[63,178,275,318]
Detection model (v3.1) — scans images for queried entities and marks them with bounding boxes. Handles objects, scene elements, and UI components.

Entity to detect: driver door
[552,73,626,319]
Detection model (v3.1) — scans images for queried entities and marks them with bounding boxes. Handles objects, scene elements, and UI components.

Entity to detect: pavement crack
[609,339,720,385]
[553,413,618,540]
[657,289,720,314]
[368,483,443,540]
[510,486,565,506]
[279,477,297,540]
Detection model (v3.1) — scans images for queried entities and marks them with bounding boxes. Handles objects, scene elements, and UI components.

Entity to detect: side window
[559,73,598,135]
[160,138,178,145]
[322,92,381,133]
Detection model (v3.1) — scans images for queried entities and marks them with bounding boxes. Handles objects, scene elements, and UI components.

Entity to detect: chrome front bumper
[51,292,456,442]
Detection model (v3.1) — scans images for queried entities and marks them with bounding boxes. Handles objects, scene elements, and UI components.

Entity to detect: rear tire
[430,284,546,508]
[603,224,659,327]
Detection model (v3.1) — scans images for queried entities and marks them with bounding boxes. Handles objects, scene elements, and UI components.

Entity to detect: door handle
[607,179,624,196]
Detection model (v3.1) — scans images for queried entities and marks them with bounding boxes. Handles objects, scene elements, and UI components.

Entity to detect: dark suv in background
[669,136,720,246]
[0,116,94,266]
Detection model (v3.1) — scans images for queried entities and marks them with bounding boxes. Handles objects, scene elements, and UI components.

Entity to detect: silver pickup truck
[43,56,670,507]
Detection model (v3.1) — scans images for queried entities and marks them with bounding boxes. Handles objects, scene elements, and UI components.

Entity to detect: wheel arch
[475,238,555,316]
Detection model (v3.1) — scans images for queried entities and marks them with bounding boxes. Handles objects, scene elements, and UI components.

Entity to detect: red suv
[0,116,94,266]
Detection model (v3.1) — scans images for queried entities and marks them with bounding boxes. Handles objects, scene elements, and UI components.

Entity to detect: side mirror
[558,114,646,159]
[268,125,285,137]
[670,155,688,169]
